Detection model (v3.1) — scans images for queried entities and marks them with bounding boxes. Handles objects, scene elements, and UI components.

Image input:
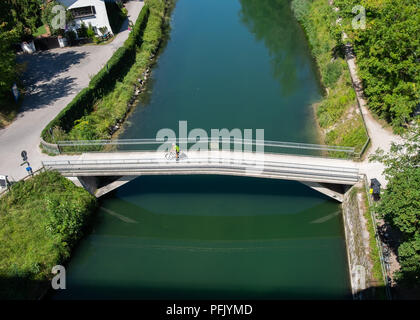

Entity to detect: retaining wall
[342,184,375,299]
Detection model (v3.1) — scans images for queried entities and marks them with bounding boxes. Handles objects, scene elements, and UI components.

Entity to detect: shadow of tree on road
[16,50,88,112]
[18,76,78,113]
[17,50,87,85]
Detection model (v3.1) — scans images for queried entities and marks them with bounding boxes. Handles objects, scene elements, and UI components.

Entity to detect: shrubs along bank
[42,0,170,144]
[291,0,368,154]
[0,171,96,299]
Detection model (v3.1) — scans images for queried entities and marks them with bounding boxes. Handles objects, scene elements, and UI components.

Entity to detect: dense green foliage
[41,0,64,36]
[0,0,43,127]
[371,125,420,286]
[334,0,420,130]
[1,0,43,39]
[43,0,170,143]
[291,0,368,153]
[0,171,96,299]
[0,24,19,126]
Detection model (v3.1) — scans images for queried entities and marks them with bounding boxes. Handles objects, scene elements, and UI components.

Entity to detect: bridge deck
[43,151,360,185]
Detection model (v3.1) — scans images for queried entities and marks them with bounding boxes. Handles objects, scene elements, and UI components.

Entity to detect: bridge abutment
[68,176,99,196]
[300,181,351,202]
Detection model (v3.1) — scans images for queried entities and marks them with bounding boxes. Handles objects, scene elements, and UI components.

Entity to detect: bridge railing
[54,138,356,159]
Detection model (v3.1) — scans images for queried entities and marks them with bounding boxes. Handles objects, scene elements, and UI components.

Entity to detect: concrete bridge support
[68,176,99,196]
[300,181,351,202]
[68,175,350,202]
[68,175,137,198]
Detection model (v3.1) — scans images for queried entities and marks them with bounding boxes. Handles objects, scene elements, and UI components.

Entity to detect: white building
[58,0,115,36]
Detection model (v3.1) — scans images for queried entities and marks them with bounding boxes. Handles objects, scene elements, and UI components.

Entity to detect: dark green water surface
[121,0,321,141]
[53,0,351,299]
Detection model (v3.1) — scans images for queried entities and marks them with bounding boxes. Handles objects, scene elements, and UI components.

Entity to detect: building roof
[57,0,106,10]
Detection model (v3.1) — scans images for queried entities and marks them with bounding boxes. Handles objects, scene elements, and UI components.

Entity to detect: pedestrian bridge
[42,141,360,202]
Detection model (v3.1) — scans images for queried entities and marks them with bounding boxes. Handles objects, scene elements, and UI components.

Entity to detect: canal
[53,0,351,299]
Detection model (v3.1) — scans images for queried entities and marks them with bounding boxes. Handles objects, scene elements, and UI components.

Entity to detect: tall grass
[291,0,368,154]
[0,171,96,299]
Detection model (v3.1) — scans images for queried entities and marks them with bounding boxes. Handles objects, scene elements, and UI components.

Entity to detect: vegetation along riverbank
[291,0,369,155]
[0,171,97,299]
[332,0,419,132]
[41,0,173,145]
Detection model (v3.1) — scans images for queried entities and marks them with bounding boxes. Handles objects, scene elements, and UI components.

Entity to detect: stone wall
[342,183,374,299]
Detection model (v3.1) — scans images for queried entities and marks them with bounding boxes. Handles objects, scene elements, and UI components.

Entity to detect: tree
[41,0,74,36]
[4,0,43,38]
[334,0,420,130]
[370,125,420,286]
[0,24,18,107]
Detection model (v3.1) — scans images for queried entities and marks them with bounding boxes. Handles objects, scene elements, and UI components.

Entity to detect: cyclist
[172,143,180,160]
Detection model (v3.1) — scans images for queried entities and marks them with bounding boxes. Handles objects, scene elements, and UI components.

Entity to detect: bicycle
[165,151,177,160]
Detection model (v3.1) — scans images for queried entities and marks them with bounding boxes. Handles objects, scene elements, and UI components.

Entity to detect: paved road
[0,0,144,182]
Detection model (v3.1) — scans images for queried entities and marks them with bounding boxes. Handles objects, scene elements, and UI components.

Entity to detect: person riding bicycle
[172,143,180,160]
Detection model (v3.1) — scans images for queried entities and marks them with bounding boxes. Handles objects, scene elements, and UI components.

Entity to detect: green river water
[53,0,351,299]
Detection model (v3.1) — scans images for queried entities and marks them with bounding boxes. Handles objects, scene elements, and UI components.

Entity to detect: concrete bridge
[42,145,360,201]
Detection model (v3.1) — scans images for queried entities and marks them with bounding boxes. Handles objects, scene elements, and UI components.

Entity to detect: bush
[77,23,88,38]
[41,0,66,36]
[99,26,109,35]
[86,23,96,40]
[0,171,96,299]
[64,30,76,45]
[291,0,369,153]
[322,60,342,88]
[291,0,310,22]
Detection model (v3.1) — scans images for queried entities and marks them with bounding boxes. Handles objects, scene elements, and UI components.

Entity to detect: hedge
[41,5,150,142]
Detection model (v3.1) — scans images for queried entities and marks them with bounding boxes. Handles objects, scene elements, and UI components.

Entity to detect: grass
[33,25,47,37]
[325,114,367,153]
[0,171,96,299]
[360,187,387,298]
[291,0,368,155]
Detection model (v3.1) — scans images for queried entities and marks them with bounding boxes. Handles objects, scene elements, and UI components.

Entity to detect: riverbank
[41,0,172,145]
[341,182,388,299]
[291,0,392,299]
[0,171,96,299]
[291,0,368,155]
